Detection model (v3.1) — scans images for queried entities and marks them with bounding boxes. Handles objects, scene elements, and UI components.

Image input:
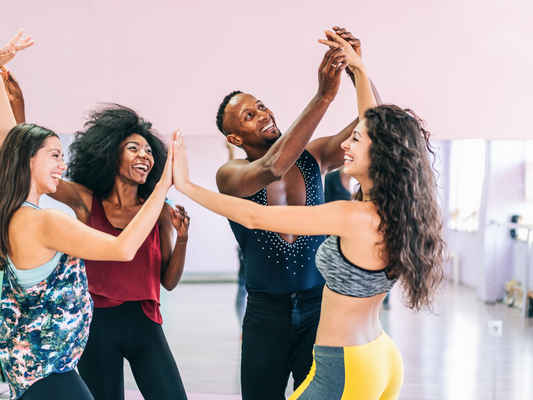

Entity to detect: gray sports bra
[315,235,396,298]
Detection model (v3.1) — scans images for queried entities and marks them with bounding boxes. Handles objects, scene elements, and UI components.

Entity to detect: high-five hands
[0,30,34,68]
[319,29,364,73]
[332,27,362,59]
[160,130,178,190]
[172,130,190,193]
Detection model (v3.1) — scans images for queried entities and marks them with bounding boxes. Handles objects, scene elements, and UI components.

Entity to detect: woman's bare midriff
[315,285,387,347]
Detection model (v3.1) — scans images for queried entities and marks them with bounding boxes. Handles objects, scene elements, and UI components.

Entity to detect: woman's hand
[0,30,34,67]
[159,130,176,190]
[169,205,190,239]
[332,27,362,59]
[319,30,364,73]
[172,130,191,193]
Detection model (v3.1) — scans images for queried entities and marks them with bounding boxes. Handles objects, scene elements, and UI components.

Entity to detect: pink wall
[3,0,532,140]
[3,1,533,275]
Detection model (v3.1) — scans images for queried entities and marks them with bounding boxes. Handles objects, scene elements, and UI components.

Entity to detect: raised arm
[216,46,348,198]
[308,27,382,173]
[33,136,175,263]
[0,71,16,147]
[2,68,26,124]
[319,31,377,119]
[0,30,34,147]
[159,203,190,291]
[175,132,360,239]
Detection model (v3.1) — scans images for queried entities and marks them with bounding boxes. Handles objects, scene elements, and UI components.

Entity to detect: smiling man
[215,28,381,400]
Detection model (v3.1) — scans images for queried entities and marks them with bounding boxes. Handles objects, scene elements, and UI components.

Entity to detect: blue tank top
[229,150,326,294]
[5,202,62,290]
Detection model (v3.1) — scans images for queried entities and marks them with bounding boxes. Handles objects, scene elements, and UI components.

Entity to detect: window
[448,140,486,233]
[516,140,533,241]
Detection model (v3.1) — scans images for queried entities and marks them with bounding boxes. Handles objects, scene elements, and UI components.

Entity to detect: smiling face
[116,133,154,185]
[29,136,67,195]
[223,93,281,147]
[341,119,372,179]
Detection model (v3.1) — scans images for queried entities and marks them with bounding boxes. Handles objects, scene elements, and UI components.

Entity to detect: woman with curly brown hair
[170,28,445,400]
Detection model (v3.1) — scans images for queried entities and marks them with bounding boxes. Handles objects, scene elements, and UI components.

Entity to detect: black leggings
[21,370,94,400]
[77,301,187,400]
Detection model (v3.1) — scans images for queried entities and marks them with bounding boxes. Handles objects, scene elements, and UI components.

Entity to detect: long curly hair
[0,124,58,262]
[66,104,167,200]
[356,104,445,312]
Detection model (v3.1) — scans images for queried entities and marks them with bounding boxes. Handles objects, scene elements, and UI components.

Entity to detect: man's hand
[316,46,348,103]
[0,30,34,67]
[1,67,24,103]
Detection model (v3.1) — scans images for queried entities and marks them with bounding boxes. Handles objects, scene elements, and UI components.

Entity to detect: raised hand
[172,129,191,192]
[316,46,348,103]
[319,30,364,73]
[160,130,176,190]
[0,30,35,67]
[332,27,362,59]
[169,205,190,238]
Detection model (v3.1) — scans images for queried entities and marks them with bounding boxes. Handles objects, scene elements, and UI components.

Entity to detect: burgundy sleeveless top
[85,195,163,324]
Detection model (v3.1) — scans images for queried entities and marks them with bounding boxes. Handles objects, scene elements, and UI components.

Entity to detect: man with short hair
[216,28,380,400]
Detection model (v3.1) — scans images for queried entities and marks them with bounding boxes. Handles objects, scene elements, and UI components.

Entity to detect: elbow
[116,246,136,262]
[162,282,177,291]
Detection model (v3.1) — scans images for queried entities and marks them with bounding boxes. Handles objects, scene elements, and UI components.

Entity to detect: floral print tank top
[0,253,93,399]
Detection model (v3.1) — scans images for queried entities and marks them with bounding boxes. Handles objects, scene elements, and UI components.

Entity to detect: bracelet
[178,238,188,245]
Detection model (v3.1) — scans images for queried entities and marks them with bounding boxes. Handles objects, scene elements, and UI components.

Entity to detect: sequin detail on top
[229,149,326,294]
[0,254,93,399]
[316,235,397,298]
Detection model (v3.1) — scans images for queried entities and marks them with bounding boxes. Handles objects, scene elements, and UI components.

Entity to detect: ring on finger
[332,63,337,68]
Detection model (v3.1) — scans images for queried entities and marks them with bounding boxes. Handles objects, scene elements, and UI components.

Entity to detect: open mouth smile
[51,173,62,183]
[133,163,149,173]
[259,121,275,133]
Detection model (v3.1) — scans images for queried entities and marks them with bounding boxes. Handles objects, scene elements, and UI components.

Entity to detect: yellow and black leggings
[289,331,404,400]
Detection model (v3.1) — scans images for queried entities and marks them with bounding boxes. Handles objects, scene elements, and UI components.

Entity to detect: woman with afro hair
[59,104,190,400]
[0,31,180,400]
[6,69,190,398]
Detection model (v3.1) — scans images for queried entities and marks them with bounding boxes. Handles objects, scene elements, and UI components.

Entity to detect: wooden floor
[1,281,531,399]
[123,281,533,400]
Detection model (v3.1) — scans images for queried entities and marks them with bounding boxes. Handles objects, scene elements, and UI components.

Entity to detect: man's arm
[3,70,26,124]
[216,46,348,198]
[0,30,34,147]
[307,28,382,173]
[0,71,16,147]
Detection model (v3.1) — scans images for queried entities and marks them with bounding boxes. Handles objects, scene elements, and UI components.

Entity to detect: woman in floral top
[0,31,176,400]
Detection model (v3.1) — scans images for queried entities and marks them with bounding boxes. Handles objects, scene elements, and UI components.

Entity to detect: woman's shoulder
[48,180,93,222]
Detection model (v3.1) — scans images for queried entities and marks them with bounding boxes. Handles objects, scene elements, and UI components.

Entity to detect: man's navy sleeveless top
[229,150,326,294]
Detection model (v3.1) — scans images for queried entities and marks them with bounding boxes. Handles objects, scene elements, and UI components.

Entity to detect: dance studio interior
[1,1,532,399]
